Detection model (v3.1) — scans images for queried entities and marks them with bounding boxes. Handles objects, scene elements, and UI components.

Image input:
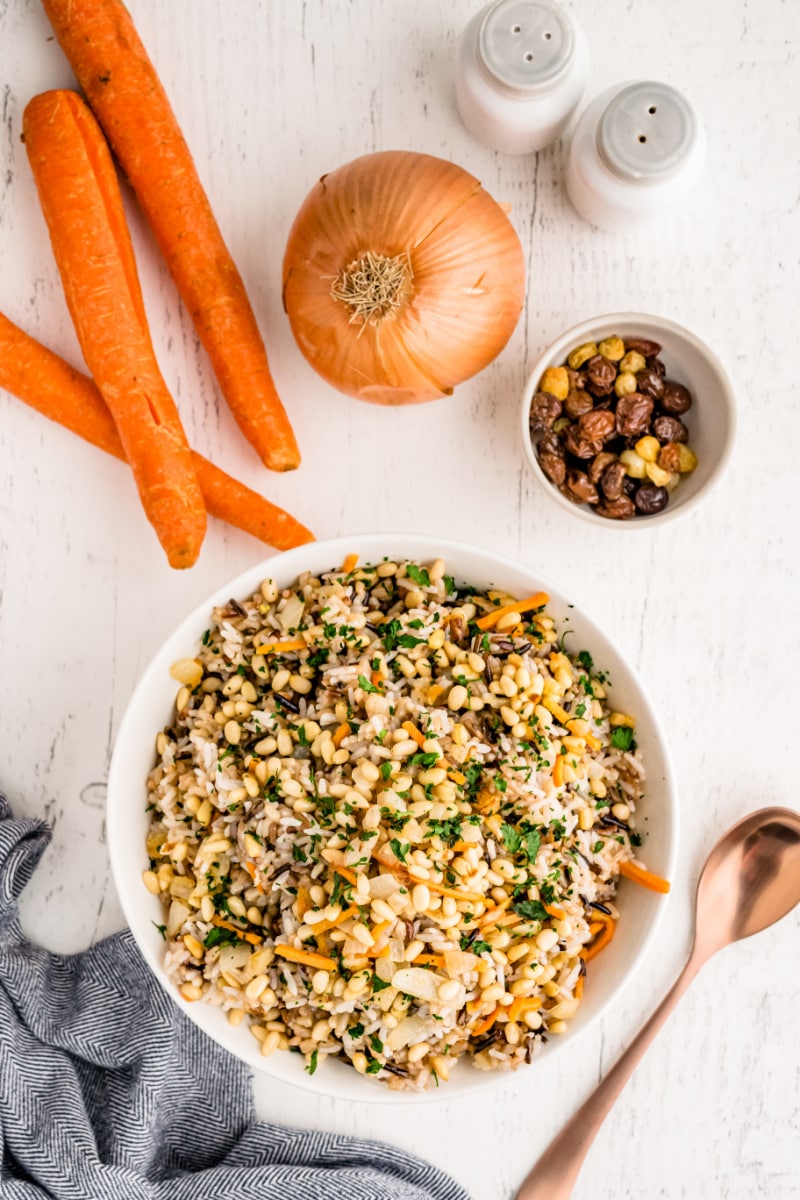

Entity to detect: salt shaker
[455,0,589,155]
[565,81,706,232]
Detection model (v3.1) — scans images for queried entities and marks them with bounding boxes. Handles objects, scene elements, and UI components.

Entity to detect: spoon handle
[515,953,703,1200]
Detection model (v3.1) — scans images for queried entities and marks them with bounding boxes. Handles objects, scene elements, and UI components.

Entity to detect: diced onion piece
[386,1014,439,1051]
[374,955,397,983]
[444,949,478,976]
[369,873,401,900]
[167,899,190,938]
[218,943,252,971]
[390,967,446,1001]
[277,594,304,632]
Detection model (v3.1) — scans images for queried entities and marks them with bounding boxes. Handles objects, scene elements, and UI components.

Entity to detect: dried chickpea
[634,435,661,463]
[619,448,647,479]
[614,371,638,398]
[567,342,598,370]
[539,366,570,400]
[619,350,647,374]
[597,335,625,361]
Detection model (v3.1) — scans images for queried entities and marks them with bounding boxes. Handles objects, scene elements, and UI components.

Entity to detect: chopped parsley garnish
[204,926,243,949]
[365,1058,383,1074]
[307,648,329,669]
[409,751,439,768]
[443,575,456,595]
[152,922,167,939]
[461,935,491,954]
[380,619,402,651]
[406,564,430,587]
[577,650,593,673]
[610,726,634,751]
[369,1034,384,1053]
[397,633,427,648]
[389,838,410,862]
[501,823,522,854]
[372,975,391,992]
[349,1022,365,1038]
[291,843,307,863]
[358,674,380,694]
[512,899,550,923]
[593,841,604,854]
[379,761,393,781]
[305,1049,318,1076]
[425,817,463,846]
[524,829,541,862]
[575,703,586,718]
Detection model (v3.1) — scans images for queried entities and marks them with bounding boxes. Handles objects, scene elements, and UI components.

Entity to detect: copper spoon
[516,807,800,1200]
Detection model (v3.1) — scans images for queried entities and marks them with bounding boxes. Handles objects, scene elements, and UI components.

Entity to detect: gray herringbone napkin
[0,793,470,1200]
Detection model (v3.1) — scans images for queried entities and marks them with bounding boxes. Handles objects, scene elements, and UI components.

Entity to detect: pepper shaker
[455,0,589,155]
[565,81,706,231]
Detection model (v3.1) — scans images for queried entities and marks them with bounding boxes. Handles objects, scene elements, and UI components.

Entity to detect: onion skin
[282,150,526,405]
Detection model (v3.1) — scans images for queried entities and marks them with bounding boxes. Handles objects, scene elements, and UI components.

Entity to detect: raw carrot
[311,905,360,936]
[414,953,445,968]
[340,553,359,573]
[332,723,351,748]
[254,638,308,655]
[472,1007,500,1037]
[274,945,337,971]
[475,591,549,631]
[23,90,205,569]
[582,915,616,961]
[619,860,671,894]
[402,721,426,747]
[211,918,262,946]
[40,0,299,473]
[0,311,314,552]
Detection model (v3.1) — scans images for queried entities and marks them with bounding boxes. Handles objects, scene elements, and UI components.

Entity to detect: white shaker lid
[478,0,575,94]
[597,82,700,182]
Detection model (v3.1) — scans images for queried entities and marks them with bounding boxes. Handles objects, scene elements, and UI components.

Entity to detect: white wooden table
[1,1,798,1196]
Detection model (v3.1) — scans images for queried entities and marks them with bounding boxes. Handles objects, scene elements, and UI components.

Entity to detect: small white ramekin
[520,313,736,528]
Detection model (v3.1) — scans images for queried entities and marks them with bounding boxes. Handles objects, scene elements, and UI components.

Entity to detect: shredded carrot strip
[295,886,312,919]
[402,720,425,747]
[508,996,541,1023]
[254,637,306,654]
[553,755,564,787]
[447,769,467,785]
[369,946,390,960]
[212,917,262,945]
[478,896,511,928]
[619,860,671,894]
[418,877,486,906]
[332,722,351,748]
[543,903,565,919]
[543,696,571,726]
[472,1006,500,1037]
[414,953,445,968]
[451,840,474,853]
[475,591,549,631]
[312,904,359,936]
[340,553,359,573]
[496,912,521,929]
[332,865,359,885]
[585,733,602,752]
[370,670,383,689]
[582,916,616,961]
[274,945,337,971]
[426,684,446,705]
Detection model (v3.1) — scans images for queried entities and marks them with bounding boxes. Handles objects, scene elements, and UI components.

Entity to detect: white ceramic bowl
[108,533,678,1103]
[520,313,736,528]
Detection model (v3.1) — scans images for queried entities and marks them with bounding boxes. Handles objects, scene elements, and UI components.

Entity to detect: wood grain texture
[0,1,798,1197]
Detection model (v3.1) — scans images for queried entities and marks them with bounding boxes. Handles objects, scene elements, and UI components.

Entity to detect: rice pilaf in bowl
[141,549,672,1091]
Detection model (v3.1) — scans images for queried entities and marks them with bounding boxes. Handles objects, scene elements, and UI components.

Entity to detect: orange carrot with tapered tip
[0,311,314,552]
[23,89,206,568]
[40,0,300,473]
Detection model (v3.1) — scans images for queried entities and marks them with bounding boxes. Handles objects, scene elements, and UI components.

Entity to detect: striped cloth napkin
[0,793,470,1199]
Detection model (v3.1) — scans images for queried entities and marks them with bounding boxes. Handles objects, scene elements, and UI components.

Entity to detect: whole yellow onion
[282,150,525,405]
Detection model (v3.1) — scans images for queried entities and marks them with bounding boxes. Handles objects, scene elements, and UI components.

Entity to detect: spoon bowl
[694,808,800,957]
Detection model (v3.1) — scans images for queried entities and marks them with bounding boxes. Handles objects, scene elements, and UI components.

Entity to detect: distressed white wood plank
[0,0,799,1197]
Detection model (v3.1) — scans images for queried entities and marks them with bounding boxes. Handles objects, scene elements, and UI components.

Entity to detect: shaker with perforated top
[565,81,706,231]
[455,0,589,154]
